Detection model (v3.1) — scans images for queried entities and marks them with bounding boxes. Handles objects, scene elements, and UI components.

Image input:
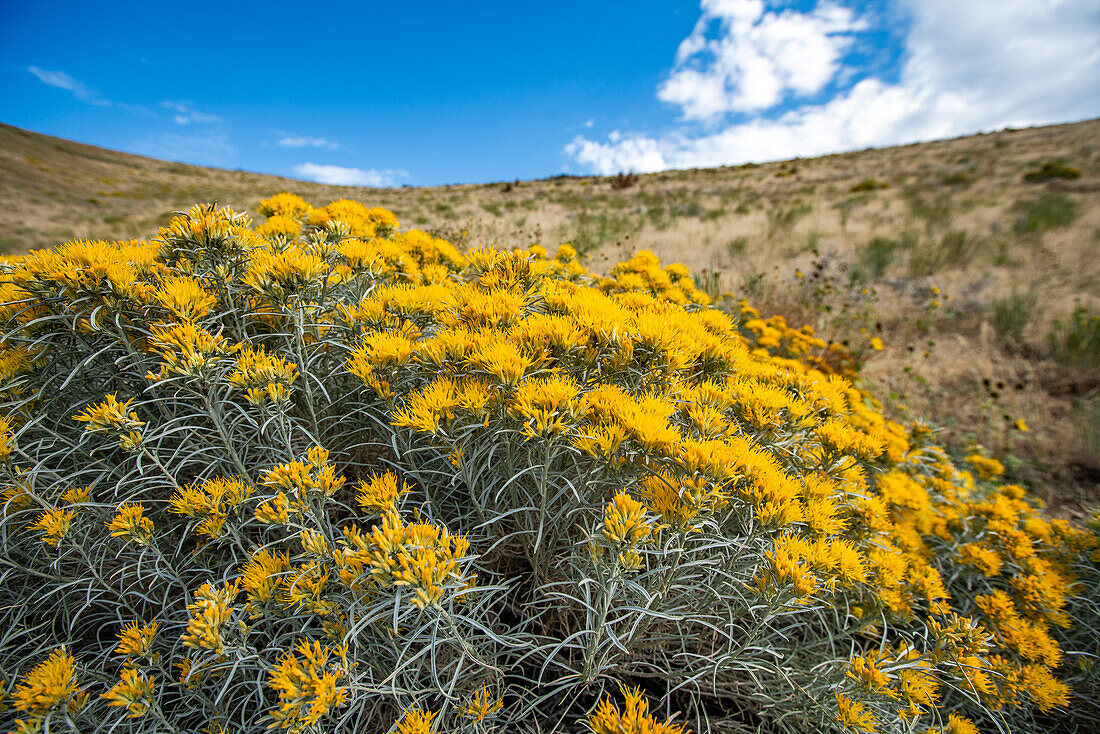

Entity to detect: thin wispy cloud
[567,0,1100,174]
[277,136,339,150]
[292,163,405,187]
[131,131,236,168]
[27,66,110,106]
[161,101,223,125]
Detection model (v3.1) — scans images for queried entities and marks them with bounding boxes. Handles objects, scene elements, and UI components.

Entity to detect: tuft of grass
[904,188,955,232]
[909,229,980,276]
[726,235,749,259]
[1013,192,1080,234]
[833,194,870,227]
[859,236,899,279]
[1071,398,1100,474]
[765,198,812,239]
[991,290,1038,344]
[693,266,722,302]
[1049,304,1100,370]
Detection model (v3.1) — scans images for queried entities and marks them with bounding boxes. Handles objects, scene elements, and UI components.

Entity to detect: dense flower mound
[0,194,1097,734]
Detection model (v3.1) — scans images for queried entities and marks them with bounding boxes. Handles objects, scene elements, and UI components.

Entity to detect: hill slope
[1,119,1098,509]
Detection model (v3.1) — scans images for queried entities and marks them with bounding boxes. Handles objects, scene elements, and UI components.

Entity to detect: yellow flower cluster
[72,393,145,450]
[180,581,239,654]
[266,639,349,733]
[115,621,159,660]
[30,506,76,546]
[261,446,346,500]
[169,477,254,541]
[336,509,471,610]
[355,471,409,513]
[227,345,298,406]
[9,649,88,731]
[107,503,154,545]
[587,685,687,734]
[101,667,154,718]
[458,686,504,721]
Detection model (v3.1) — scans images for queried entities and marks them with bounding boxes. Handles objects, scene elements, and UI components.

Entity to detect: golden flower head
[107,503,154,545]
[11,648,88,720]
[101,667,155,718]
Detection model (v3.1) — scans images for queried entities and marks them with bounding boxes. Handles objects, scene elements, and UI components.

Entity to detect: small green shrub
[991,290,1039,343]
[610,171,639,190]
[850,178,889,192]
[1023,162,1082,183]
[1013,193,1080,234]
[564,209,638,254]
[939,171,975,188]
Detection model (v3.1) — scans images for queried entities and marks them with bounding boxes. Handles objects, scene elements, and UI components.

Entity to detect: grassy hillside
[1,119,1098,510]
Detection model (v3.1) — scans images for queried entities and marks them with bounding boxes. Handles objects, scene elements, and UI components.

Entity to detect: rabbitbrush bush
[0,193,1098,734]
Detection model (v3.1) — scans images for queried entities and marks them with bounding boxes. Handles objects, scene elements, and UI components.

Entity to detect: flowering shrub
[0,194,1097,734]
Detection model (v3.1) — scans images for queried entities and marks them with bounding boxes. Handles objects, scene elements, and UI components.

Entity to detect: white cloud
[292,163,404,187]
[277,136,339,150]
[567,0,1100,174]
[131,131,236,168]
[27,67,110,106]
[161,101,222,125]
[657,1,865,120]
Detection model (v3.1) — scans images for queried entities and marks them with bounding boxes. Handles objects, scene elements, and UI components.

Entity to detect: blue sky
[2,1,1098,186]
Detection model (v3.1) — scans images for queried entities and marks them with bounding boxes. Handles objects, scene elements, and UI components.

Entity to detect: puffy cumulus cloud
[292,163,405,187]
[658,0,866,120]
[162,101,222,125]
[567,0,1100,175]
[277,136,339,149]
[27,67,110,106]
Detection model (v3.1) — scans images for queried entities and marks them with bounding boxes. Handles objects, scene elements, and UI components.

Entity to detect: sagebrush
[0,193,1097,734]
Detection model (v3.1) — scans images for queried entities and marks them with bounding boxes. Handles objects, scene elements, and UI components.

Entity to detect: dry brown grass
[1,119,1098,511]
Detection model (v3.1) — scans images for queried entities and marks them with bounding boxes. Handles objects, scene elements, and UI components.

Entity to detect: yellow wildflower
[181,581,238,654]
[72,393,144,434]
[459,687,504,721]
[834,692,877,733]
[395,707,437,734]
[602,492,654,547]
[101,667,154,718]
[107,503,154,545]
[11,648,88,723]
[355,471,409,513]
[267,639,349,732]
[154,276,216,320]
[30,507,76,546]
[115,621,159,659]
[587,684,687,734]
